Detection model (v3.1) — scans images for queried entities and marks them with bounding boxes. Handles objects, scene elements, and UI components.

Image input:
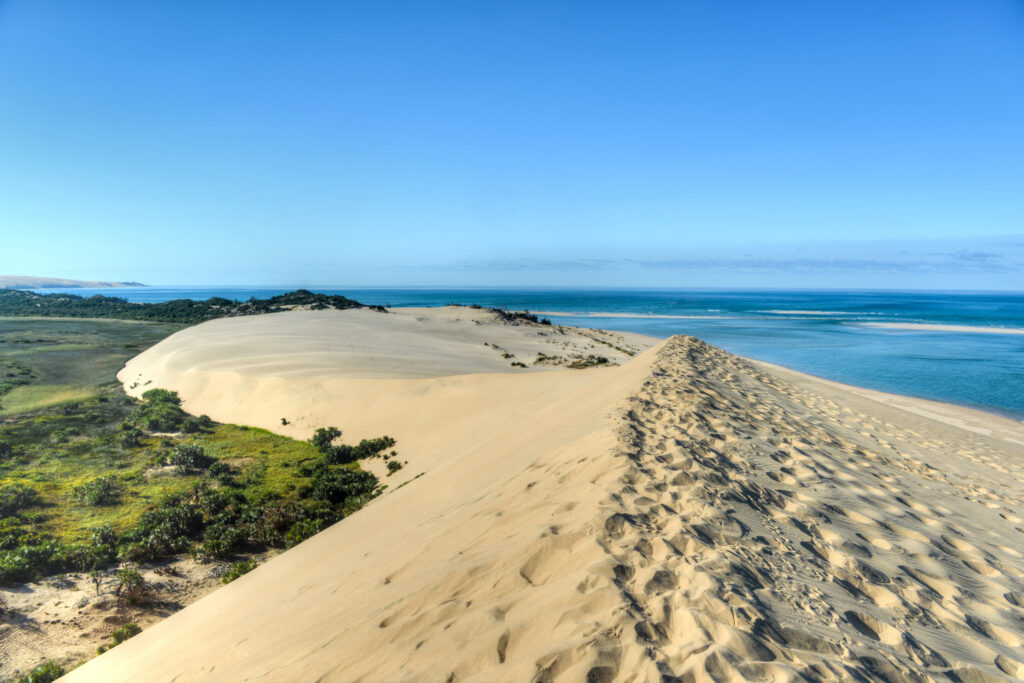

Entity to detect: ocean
[32,287,1024,421]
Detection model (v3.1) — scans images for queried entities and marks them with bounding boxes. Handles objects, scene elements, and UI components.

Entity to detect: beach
[65,306,1024,681]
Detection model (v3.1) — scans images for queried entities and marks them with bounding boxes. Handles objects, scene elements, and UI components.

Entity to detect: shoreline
[857,321,1024,335]
[749,357,1024,445]
[536,310,728,320]
[546,315,1024,427]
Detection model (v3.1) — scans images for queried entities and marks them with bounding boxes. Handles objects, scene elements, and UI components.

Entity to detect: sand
[859,322,1024,335]
[64,308,1024,681]
[1,553,278,675]
[535,312,727,320]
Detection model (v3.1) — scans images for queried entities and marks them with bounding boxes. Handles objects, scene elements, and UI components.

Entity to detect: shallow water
[30,287,1024,420]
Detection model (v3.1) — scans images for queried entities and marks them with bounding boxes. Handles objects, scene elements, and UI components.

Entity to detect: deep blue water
[32,287,1024,421]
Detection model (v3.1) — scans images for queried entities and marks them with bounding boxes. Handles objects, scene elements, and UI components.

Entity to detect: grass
[0,318,183,415]
[0,317,386,582]
[0,385,99,416]
[0,316,394,681]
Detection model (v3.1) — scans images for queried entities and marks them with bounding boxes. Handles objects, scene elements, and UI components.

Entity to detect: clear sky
[1,1,1022,289]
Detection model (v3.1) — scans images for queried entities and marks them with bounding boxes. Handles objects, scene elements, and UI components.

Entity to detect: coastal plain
[66,306,1024,681]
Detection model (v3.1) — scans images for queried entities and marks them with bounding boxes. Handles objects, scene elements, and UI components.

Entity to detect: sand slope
[67,315,1024,681]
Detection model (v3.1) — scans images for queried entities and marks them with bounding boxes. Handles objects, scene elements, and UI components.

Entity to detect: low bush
[310,468,378,505]
[108,622,142,648]
[120,428,142,448]
[222,558,257,584]
[170,444,212,474]
[72,476,120,506]
[285,518,323,548]
[15,660,63,683]
[567,355,609,369]
[116,568,146,602]
[309,426,342,453]
[208,460,233,484]
[0,484,39,516]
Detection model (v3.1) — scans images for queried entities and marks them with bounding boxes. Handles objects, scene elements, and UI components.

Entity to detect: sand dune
[0,276,143,288]
[68,311,1024,681]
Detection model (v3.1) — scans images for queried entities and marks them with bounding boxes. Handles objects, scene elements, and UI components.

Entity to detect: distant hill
[0,276,145,289]
[0,288,380,323]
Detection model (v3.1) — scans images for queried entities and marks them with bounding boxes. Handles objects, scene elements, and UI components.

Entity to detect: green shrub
[15,660,63,683]
[90,525,118,566]
[72,476,120,505]
[285,518,323,547]
[120,428,142,448]
[387,460,403,475]
[354,436,396,459]
[119,495,204,561]
[567,355,609,369]
[133,389,187,432]
[0,484,39,516]
[311,468,378,504]
[309,426,342,453]
[111,622,142,645]
[116,568,146,602]
[222,558,258,584]
[207,460,233,484]
[170,444,212,474]
[140,388,181,406]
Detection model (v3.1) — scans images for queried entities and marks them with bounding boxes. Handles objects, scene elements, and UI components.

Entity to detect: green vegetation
[115,568,146,602]
[487,307,551,326]
[12,661,64,683]
[0,318,391,585]
[309,427,396,465]
[0,387,388,582]
[0,288,380,324]
[0,317,183,415]
[96,622,142,654]
[222,558,258,584]
[567,355,610,369]
[0,357,36,401]
[111,622,142,645]
[71,476,120,505]
[584,333,636,357]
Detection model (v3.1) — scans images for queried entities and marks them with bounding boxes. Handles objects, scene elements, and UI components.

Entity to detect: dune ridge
[67,317,1024,681]
[598,337,1024,680]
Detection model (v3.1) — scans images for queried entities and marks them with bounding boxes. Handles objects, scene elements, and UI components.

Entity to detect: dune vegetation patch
[0,316,396,676]
[0,387,388,583]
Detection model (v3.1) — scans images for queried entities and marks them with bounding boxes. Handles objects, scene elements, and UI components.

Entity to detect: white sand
[536,311,726,319]
[859,322,1024,335]
[64,309,1024,681]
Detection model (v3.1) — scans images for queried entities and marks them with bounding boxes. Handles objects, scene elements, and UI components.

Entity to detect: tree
[170,444,210,474]
[309,426,341,453]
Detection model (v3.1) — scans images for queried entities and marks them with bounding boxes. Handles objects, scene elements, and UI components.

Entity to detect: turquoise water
[32,287,1024,421]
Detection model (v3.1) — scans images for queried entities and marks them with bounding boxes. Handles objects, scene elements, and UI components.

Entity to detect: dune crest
[69,329,1024,681]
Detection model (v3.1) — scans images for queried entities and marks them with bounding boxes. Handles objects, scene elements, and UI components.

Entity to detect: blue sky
[1,1,1022,289]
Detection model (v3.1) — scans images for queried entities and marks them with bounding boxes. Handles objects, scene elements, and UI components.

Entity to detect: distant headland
[0,276,146,289]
